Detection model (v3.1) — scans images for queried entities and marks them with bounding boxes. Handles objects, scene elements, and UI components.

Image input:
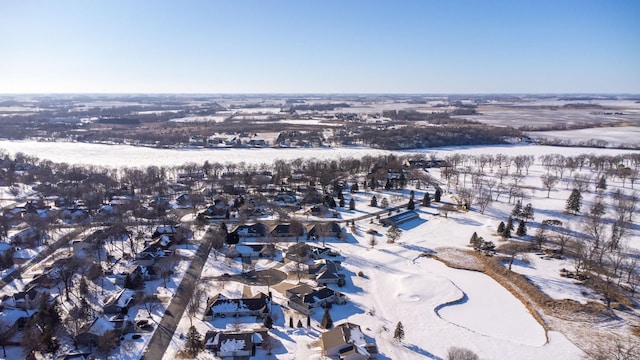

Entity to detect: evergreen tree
[497,221,505,234]
[409,190,415,200]
[516,220,527,237]
[370,195,377,207]
[470,231,478,245]
[339,197,345,208]
[506,216,515,232]
[407,197,415,210]
[385,179,392,190]
[297,319,303,328]
[511,200,522,219]
[502,227,511,239]
[263,314,273,329]
[351,182,359,193]
[434,188,442,202]
[522,203,535,221]
[349,198,355,210]
[469,232,482,250]
[289,317,294,328]
[596,175,607,190]
[590,199,605,217]
[380,197,389,208]
[565,188,582,214]
[184,326,204,357]
[422,192,431,207]
[321,308,333,329]
[393,321,405,342]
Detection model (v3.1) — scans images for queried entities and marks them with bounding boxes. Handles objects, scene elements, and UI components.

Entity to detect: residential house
[103,289,135,314]
[309,246,337,260]
[226,244,276,260]
[307,222,343,240]
[204,330,264,358]
[115,265,149,287]
[9,224,38,245]
[134,252,158,267]
[203,293,270,320]
[321,322,378,359]
[198,200,230,221]
[285,242,311,263]
[274,193,297,205]
[270,223,305,240]
[1,284,46,310]
[76,316,116,349]
[309,260,344,286]
[286,283,345,315]
[231,223,267,239]
[151,225,178,240]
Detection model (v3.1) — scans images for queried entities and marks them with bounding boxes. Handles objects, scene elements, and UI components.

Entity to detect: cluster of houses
[189,133,268,148]
[200,218,379,359]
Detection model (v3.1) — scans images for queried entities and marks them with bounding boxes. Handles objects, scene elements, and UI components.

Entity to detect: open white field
[527,126,640,147]
[473,108,638,128]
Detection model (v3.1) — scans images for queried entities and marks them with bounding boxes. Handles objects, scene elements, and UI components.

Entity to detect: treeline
[287,103,351,112]
[344,124,522,150]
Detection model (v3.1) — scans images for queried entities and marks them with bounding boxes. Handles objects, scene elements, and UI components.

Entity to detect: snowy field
[1,140,639,168]
[527,126,640,147]
[168,115,228,123]
[473,108,638,128]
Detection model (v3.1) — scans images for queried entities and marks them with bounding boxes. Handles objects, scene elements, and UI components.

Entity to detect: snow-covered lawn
[332,235,581,360]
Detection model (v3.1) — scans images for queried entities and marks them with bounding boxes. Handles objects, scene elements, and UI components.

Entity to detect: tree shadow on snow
[404,343,443,360]
[451,216,482,226]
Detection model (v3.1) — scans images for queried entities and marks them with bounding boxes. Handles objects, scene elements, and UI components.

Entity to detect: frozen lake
[0,140,638,168]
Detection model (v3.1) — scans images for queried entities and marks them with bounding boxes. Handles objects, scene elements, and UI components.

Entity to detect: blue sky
[1,0,638,93]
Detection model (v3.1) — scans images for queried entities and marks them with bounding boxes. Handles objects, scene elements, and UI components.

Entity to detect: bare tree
[447,346,480,360]
[500,242,529,270]
[439,203,456,218]
[187,287,205,326]
[475,190,491,214]
[289,219,304,243]
[540,174,558,198]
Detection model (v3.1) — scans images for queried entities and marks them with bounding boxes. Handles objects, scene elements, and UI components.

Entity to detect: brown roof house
[286,283,346,315]
[321,322,378,359]
[309,259,344,286]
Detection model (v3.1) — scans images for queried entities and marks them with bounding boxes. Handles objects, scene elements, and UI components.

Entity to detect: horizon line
[1,92,639,97]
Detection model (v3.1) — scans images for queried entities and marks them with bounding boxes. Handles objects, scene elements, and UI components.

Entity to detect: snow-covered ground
[527,126,640,147]
[169,115,228,123]
[1,140,638,168]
